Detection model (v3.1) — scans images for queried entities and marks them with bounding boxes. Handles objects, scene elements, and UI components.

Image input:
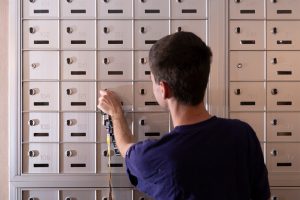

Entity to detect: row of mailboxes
[22,112,170,143]
[22,82,169,112]
[21,188,300,200]
[230,82,300,111]
[22,20,207,50]
[23,0,207,19]
[21,142,300,174]
[22,189,151,200]
[230,51,300,81]
[230,21,300,50]
[23,51,151,81]
[230,0,300,19]
[230,112,300,142]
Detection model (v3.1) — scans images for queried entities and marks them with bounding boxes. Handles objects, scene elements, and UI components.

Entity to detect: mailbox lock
[29,89,36,95]
[28,150,36,157]
[103,58,110,64]
[31,63,38,69]
[139,119,145,126]
[272,58,277,64]
[104,0,109,2]
[28,197,36,200]
[271,0,277,3]
[141,27,146,34]
[236,63,243,68]
[271,88,278,95]
[66,150,73,157]
[29,0,35,3]
[103,149,114,157]
[66,27,73,34]
[66,58,73,65]
[272,27,277,34]
[141,0,146,3]
[139,198,145,200]
[271,196,279,200]
[66,0,73,3]
[177,0,183,3]
[140,89,145,95]
[103,27,109,34]
[65,197,71,200]
[28,120,36,126]
[140,58,147,64]
[270,149,278,156]
[234,89,241,95]
[66,89,73,95]
[271,119,278,126]
[234,0,241,3]
[234,27,241,34]
[29,27,35,34]
[177,27,182,32]
[66,119,73,126]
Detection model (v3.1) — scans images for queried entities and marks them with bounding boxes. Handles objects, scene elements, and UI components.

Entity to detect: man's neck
[168,100,211,127]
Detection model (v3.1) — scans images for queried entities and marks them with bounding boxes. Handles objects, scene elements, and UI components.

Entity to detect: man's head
[149,31,212,106]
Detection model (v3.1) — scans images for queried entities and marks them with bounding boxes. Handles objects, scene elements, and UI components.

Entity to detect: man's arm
[97,90,135,157]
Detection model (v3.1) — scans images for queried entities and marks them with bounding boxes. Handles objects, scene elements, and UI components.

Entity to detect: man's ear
[159,81,172,99]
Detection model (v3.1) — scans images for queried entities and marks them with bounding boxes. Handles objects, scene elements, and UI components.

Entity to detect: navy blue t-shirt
[125,116,270,200]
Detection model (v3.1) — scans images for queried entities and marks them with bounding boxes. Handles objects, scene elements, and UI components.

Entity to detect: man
[97,32,270,200]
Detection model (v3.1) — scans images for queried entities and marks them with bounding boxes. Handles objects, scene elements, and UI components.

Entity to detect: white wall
[0,0,9,199]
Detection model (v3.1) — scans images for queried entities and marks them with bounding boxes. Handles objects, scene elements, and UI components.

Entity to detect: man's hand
[97,90,123,118]
[97,89,134,157]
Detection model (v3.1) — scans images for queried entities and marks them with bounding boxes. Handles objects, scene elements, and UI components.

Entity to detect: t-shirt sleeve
[246,123,271,200]
[125,140,158,187]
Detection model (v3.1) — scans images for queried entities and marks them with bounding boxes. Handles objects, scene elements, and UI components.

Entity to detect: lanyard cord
[104,115,113,200]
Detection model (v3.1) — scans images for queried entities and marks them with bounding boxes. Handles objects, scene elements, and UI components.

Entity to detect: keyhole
[177,27,182,32]
[28,120,36,126]
[66,119,73,126]
[67,58,73,65]
[104,58,110,64]
[140,89,145,95]
[28,150,36,157]
[271,150,278,156]
[141,27,146,34]
[66,150,73,157]
[67,27,73,34]
[141,58,147,64]
[271,88,278,95]
[272,27,277,34]
[66,89,73,95]
[236,63,243,68]
[67,0,72,3]
[103,27,109,34]
[29,27,35,34]
[29,0,35,3]
[271,119,277,126]
[235,27,241,34]
[140,119,145,126]
[234,89,241,95]
[272,58,277,64]
[29,89,36,95]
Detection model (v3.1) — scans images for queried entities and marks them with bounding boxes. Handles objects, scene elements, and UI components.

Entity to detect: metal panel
[98,51,133,81]
[22,143,59,174]
[23,51,59,80]
[61,20,96,49]
[134,20,170,50]
[267,0,300,19]
[135,0,169,19]
[229,20,265,50]
[61,51,96,80]
[61,112,96,142]
[267,51,300,81]
[134,51,151,81]
[98,20,133,50]
[230,82,266,111]
[60,143,96,173]
[267,21,300,50]
[23,20,59,49]
[229,0,265,19]
[60,0,96,18]
[98,0,133,19]
[23,82,59,111]
[267,82,300,111]
[171,0,207,19]
[23,112,59,143]
[23,0,59,19]
[229,51,265,81]
[267,112,300,142]
[61,82,96,111]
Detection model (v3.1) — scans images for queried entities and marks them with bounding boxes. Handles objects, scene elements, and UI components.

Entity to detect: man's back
[125,116,270,200]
